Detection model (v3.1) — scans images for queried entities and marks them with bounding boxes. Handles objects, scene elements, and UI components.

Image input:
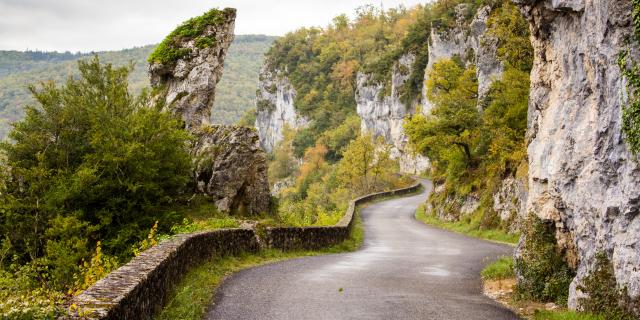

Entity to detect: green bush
[515,215,575,306]
[577,253,638,320]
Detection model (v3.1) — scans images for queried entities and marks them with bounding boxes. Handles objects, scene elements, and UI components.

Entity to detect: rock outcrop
[493,177,527,232]
[149,8,236,130]
[422,4,503,113]
[356,54,430,175]
[192,125,270,214]
[149,8,270,215]
[255,66,308,152]
[514,0,640,308]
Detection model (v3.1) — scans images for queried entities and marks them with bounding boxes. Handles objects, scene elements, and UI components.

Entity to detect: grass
[415,204,520,245]
[154,208,364,320]
[481,256,515,280]
[532,310,606,320]
[164,198,241,235]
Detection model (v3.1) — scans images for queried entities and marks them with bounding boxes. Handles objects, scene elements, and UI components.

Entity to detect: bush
[577,252,638,320]
[515,215,575,306]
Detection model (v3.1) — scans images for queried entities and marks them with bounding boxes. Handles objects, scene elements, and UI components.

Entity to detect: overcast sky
[0,0,428,52]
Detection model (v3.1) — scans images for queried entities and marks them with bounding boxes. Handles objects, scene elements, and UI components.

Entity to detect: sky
[0,0,428,52]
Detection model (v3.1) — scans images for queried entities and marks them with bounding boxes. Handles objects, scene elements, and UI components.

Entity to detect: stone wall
[66,182,421,319]
[264,182,422,251]
[67,229,259,320]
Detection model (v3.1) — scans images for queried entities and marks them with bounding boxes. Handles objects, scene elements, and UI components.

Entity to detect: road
[206,180,518,320]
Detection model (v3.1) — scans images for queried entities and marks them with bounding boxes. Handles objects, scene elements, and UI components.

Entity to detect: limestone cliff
[419,4,523,230]
[149,8,236,129]
[514,0,640,308]
[255,66,308,152]
[356,53,430,175]
[149,8,270,215]
[422,4,503,113]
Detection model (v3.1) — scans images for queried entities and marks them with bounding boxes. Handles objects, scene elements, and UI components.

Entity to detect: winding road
[206,181,518,320]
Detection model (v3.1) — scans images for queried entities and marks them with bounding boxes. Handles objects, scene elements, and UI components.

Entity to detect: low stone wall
[66,181,422,319]
[68,229,258,320]
[263,182,422,250]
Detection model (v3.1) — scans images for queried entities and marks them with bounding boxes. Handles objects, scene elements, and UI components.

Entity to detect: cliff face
[255,66,308,152]
[514,0,640,308]
[356,53,430,175]
[149,8,236,129]
[150,8,270,215]
[422,5,503,113]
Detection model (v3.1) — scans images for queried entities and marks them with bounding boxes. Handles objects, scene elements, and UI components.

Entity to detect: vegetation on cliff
[619,0,640,154]
[148,8,236,66]
[263,5,427,155]
[405,0,531,238]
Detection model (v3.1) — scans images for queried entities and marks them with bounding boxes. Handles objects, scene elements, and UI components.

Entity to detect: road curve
[206,180,518,320]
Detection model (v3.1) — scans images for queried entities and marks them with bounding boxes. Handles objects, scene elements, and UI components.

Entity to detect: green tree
[337,134,377,194]
[486,1,533,71]
[407,59,480,166]
[0,57,192,288]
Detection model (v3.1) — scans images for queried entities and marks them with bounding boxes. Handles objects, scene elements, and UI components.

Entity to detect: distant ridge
[0,34,277,139]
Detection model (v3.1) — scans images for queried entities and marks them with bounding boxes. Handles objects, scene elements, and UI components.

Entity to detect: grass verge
[481,256,515,280]
[415,204,519,245]
[154,209,364,320]
[532,310,605,320]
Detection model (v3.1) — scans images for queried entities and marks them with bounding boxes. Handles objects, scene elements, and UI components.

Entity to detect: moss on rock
[148,8,236,66]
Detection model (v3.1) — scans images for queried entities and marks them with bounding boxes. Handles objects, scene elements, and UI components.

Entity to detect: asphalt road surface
[206,180,518,320]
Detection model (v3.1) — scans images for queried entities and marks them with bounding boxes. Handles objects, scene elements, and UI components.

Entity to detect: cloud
[0,0,427,52]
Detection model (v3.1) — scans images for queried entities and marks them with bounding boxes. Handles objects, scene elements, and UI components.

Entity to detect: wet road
[206,180,518,320]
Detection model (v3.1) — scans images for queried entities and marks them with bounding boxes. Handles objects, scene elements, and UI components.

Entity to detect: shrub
[577,252,638,320]
[515,215,575,306]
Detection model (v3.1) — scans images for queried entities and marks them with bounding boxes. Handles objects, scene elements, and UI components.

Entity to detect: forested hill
[0,34,276,139]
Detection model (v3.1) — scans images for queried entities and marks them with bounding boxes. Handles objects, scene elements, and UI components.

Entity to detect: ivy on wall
[619,0,640,154]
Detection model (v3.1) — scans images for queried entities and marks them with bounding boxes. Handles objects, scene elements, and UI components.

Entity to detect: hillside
[0,34,276,139]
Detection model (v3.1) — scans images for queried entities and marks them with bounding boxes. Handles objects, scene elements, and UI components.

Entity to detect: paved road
[206,181,518,320]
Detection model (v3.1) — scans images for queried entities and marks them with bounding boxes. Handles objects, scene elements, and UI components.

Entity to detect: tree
[336,134,398,194]
[338,134,376,194]
[486,1,533,72]
[0,57,192,288]
[269,126,298,181]
[408,59,480,166]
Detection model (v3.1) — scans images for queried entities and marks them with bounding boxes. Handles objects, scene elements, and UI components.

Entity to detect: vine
[618,0,640,154]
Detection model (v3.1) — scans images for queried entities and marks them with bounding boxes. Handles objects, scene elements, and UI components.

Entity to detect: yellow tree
[337,134,376,194]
